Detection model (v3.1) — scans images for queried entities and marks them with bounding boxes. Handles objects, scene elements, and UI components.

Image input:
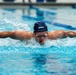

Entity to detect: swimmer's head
[34,21,48,33]
[34,21,48,45]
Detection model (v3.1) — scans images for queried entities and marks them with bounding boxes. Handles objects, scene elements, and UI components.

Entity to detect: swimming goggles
[35,34,47,37]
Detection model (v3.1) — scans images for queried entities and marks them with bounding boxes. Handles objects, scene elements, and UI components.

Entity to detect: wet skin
[0,30,76,45]
[34,31,48,45]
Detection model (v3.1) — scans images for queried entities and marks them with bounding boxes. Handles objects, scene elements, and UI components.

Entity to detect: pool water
[0,6,76,75]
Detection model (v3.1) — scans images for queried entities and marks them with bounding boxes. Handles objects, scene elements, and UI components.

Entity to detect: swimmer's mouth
[39,40,44,45]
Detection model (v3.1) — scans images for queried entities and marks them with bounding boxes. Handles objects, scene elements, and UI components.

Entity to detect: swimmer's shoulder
[22,31,34,39]
[23,31,35,39]
[48,31,55,39]
[48,30,66,39]
[12,30,34,40]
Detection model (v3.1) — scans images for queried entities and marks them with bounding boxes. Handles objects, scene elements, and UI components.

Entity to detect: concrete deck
[0,2,76,6]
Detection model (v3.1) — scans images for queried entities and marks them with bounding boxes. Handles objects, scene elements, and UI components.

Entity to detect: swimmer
[0,21,76,45]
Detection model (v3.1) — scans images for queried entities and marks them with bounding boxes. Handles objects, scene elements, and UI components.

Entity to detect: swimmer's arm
[0,31,32,40]
[48,30,76,39]
[0,31,12,38]
[0,31,19,39]
[65,31,76,37]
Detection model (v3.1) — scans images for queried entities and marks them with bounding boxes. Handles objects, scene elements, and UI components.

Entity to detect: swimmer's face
[34,31,48,45]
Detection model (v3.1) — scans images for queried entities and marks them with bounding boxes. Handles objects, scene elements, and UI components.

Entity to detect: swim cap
[34,21,48,33]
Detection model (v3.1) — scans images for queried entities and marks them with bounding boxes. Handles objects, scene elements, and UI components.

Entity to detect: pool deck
[0,2,76,6]
[0,2,76,9]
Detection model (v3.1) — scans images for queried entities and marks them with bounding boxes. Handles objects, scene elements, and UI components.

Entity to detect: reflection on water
[0,53,76,75]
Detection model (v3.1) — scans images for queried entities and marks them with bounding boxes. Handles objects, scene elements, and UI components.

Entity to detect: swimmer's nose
[40,36,44,39]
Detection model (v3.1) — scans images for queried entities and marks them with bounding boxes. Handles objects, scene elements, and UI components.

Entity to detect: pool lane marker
[29,6,76,30]
[22,15,76,30]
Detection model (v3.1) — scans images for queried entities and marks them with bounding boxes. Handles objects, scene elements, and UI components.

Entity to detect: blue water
[0,6,76,75]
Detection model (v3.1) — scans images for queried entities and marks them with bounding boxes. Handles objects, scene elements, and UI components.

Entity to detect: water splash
[3,18,30,31]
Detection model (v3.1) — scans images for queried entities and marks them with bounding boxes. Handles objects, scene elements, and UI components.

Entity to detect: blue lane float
[22,15,76,30]
[22,6,76,30]
[53,23,76,30]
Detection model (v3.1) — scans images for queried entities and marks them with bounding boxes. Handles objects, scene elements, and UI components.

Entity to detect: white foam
[3,19,30,31]
[0,37,76,47]
[0,37,76,48]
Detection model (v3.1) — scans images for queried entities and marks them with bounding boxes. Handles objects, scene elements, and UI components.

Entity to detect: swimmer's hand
[66,31,76,37]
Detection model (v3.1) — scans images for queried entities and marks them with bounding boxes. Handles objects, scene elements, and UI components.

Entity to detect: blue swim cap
[34,21,48,33]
